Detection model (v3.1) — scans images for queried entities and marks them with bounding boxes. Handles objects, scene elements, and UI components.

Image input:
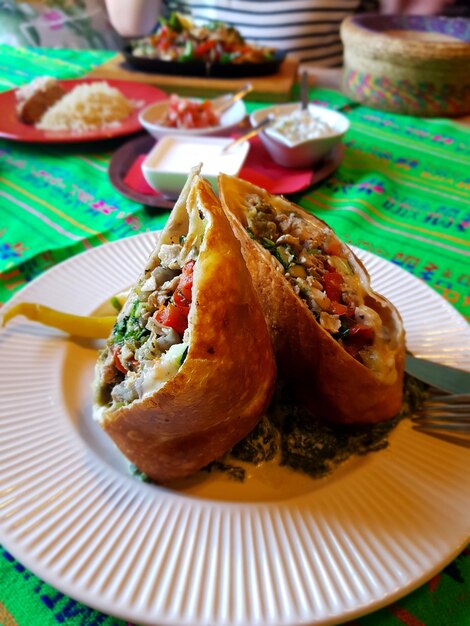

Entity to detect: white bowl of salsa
[139,94,246,139]
[250,102,349,168]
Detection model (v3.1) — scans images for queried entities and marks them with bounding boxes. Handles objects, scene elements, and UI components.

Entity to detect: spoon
[221,114,275,154]
[211,83,253,115]
[300,70,309,110]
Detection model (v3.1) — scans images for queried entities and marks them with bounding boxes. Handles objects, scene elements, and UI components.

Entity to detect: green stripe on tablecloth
[1,546,127,625]
[0,139,169,300]
[2,542,470,626]
[0,45,114,90]
[341,153,469,202]
[0,46,469,626]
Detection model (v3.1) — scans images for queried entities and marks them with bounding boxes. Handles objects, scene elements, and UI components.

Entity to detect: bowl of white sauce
[250,103,349,168]
[142,135,250,198]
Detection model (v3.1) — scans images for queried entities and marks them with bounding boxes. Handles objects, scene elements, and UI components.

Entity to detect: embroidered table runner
[0,45,469,626]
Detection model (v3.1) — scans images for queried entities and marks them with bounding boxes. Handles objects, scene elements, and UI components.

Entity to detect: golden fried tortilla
[218,173,405,425]
[94,169,276,482]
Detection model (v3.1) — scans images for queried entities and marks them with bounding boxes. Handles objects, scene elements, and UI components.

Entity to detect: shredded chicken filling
[97,239,197,409]
[245,195,391,369]
[95,187,208,411]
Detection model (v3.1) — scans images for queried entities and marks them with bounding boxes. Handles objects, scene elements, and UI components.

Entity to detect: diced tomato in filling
[173,289,190,310]
[154,260,195,335]
[323,271,343,303]
[340,324,373,360]
[113,347,128,374]
[178,259,195,301]
[324,237,342,256]
[155,302,188,335]
[329,301,348,316]
[347,323,375,345]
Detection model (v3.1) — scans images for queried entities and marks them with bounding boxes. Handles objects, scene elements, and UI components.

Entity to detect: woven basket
[340,15,470,117]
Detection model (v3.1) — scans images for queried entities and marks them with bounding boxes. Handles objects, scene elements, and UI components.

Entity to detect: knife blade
[405,354,470,394]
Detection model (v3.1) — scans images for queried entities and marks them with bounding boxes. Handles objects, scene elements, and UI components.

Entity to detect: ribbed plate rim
[0,232,469,626]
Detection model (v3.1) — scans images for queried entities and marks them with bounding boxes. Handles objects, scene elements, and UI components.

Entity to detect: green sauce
[207,374,428,482]
[131,375,429,485]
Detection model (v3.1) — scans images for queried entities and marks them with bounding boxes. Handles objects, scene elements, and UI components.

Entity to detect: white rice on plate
[37,81,134,132]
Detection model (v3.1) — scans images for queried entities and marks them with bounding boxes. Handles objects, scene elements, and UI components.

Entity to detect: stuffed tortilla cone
[218,174,405,425]
[93,168,275,483]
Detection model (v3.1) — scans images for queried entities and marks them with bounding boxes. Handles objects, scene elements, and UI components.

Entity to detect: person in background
[0,0,123,49]
[105,0,456,67]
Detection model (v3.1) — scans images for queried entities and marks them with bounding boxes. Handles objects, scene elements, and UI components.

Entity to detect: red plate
[108,134,344,209]
[0,78,167,143]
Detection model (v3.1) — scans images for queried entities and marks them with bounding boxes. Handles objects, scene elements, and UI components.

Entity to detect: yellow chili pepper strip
[1,302,116,339]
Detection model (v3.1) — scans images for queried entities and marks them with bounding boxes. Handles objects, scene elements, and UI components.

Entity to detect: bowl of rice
[250,103,349,168]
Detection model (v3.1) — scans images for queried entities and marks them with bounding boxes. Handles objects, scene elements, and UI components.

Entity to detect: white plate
[0,232,469,626]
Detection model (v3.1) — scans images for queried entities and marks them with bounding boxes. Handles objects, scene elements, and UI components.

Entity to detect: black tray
[122,47,285,78]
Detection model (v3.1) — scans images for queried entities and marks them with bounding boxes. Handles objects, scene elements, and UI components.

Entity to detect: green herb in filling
[179,345,189,365]
[274,244,295,270]
[111,300,151,348]
[111,315,128,344]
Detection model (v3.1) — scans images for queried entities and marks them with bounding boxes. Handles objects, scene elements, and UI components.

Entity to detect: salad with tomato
[130,12,275,64]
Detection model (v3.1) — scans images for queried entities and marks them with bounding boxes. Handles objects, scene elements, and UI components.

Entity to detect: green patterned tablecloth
[0,45,469,626]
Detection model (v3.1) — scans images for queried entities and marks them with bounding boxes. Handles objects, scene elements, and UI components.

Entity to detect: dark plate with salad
[123,12,285,78]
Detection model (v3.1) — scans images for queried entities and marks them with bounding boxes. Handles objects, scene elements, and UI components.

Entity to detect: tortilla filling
[96,208,206,411]
[244,195,396,378]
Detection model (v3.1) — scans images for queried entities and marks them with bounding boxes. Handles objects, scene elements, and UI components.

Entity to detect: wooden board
[87,53,299,102]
